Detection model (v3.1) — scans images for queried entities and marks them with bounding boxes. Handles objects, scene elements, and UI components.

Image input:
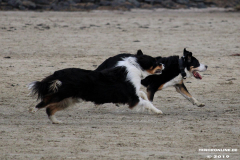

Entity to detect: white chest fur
[162,74,182,89]
[117,57,149,93]
[162,68,193,89]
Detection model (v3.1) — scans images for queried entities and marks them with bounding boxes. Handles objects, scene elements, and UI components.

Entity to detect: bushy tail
[28,81,49,100]
[28,80,62,100]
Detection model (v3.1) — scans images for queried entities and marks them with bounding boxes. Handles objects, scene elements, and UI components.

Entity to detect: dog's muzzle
[192,64,208,80]
[155,69,162,74]
[155,63,164,74]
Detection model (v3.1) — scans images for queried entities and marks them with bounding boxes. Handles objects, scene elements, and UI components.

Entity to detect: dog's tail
[28,79,62,100]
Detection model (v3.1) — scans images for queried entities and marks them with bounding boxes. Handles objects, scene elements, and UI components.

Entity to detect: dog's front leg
[138,91,148,100]
[175,83,205,107]
[146,86,158,101]
[137,97,163,114]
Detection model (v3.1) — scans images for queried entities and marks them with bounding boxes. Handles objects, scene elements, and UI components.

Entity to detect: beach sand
[0,9,239,159]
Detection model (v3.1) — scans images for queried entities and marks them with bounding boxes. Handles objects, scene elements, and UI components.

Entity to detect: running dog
[28,54,164,124]
[96,48,208,107]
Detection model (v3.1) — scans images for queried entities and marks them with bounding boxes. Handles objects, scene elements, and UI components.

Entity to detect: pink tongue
[193,71,202,79]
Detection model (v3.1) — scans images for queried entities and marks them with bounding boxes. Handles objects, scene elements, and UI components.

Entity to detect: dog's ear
[183,48,192,62]
[136,49,144,56]
[183,48,192,57]
[136,55,156,70]
[183,48,187,55]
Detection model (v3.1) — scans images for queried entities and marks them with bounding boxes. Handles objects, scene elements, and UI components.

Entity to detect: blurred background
[1,0,240,11]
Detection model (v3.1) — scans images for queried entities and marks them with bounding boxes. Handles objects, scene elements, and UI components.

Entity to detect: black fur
[182,48,200,70]
[32,67,140,108]
[30,54,161,109]
[96,49,205,101]
[95,50,144,71]
[141,56,180,99]
[95,54,133,71]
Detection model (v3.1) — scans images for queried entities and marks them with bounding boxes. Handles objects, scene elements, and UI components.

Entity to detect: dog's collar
[179,56,187,79]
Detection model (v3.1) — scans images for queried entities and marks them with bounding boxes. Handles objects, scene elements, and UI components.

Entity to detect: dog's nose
[205,65,208,69]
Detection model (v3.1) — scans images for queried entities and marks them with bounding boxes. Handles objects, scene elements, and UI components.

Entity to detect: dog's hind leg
[29,95,55,113]
[46,98,78,124]
[29,101,47,113]
[46,103,64,124]
[175,83,205,107]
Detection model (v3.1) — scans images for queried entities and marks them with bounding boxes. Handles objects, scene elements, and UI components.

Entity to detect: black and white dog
[28,54,164,124]
[96,48,208,107]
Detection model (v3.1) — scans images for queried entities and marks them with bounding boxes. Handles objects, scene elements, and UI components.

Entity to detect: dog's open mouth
[192,71,202,79]
[155,69,162,74]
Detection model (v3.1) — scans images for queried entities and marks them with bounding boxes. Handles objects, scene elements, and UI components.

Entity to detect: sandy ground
[0,9,240,159]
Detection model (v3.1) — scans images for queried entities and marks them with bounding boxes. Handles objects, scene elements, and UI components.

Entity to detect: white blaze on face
[197,63,207,72]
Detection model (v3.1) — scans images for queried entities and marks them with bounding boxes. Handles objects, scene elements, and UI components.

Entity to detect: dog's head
[183,48,208,79]
[136,50,164,75]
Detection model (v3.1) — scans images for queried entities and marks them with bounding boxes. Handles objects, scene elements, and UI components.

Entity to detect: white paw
[155,109,163,114]
[149,107,163,114]
[29,107,38,113]
[195,102,205,107]
[52,120,63,124]
[49,115,63,124]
